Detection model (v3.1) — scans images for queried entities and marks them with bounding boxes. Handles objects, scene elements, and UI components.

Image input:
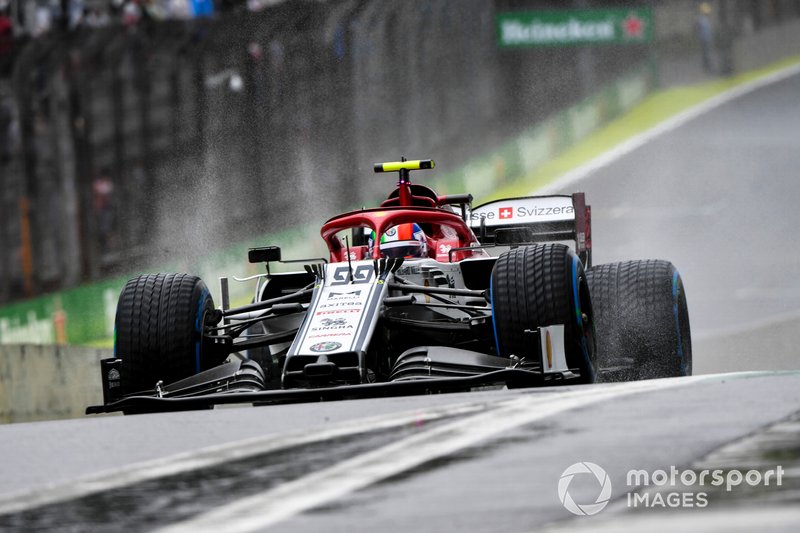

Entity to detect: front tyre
[114,273,222,394]
[587,260,692,381]
[491,244,596,383]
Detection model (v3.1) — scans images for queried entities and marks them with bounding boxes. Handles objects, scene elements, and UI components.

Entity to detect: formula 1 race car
[88,159,691,414]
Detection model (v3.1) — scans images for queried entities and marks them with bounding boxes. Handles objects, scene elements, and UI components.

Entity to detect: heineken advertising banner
[496,8,653,48]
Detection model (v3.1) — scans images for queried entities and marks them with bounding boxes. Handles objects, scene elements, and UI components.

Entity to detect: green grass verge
[82,338,114,349]
[480,53,800,202]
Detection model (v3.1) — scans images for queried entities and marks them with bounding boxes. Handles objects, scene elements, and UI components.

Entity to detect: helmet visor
[379,240,423,259]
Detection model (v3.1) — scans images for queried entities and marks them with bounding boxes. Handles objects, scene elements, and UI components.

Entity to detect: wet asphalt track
[1,70,800,532]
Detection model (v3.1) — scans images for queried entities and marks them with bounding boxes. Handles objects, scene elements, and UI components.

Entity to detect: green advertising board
[496,8,653,48]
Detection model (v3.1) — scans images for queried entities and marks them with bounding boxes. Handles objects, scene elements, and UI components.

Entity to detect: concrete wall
[734,18,800,72]
[653,0,702,47]
[0,345,111,424]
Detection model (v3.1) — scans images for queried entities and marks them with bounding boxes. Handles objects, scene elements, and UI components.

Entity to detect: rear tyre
[114,273,222,394]
[586,260,692,381]
[491,244,596,383]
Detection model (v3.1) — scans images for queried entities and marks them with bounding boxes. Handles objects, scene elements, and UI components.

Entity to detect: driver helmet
[369,223,428,259]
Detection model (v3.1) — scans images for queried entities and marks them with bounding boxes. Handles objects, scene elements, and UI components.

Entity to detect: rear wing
[467,193,592,267]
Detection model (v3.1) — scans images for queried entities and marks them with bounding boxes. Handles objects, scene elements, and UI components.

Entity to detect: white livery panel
[288,261,387,357]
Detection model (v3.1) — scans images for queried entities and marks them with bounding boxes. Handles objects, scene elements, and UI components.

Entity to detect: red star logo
[499,207,513,219]
[622,13,645,39]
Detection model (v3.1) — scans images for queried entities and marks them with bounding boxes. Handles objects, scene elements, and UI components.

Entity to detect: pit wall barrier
[0,345,111,423]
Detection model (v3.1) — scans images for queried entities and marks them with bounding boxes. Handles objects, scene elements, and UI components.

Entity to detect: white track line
[156,376,711,533]
[535,62,800,195]
[0,401,491,516]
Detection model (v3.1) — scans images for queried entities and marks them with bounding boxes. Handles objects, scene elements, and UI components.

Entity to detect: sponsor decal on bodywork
[288,261,388,356]
[309,342,342,353]
[468,196,575,228]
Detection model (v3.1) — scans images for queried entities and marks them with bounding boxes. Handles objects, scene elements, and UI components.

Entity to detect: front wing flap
[86,368,574,415]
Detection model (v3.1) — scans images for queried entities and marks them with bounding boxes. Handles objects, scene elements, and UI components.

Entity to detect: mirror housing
[248,246,281,264]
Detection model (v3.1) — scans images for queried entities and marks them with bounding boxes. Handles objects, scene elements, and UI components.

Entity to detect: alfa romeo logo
[310,342,342,353]
[558,462,612,516]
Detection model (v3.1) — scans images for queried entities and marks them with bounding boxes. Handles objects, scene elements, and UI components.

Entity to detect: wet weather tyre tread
[491,244,595,383]
[114,273,215,394]
[587,260,692,381]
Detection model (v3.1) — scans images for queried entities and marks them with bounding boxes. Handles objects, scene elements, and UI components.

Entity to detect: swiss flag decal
[499,207,514,219]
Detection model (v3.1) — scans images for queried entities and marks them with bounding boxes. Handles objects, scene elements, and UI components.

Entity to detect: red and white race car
[90,158,691,414]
